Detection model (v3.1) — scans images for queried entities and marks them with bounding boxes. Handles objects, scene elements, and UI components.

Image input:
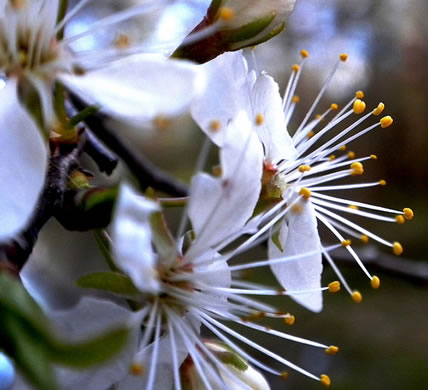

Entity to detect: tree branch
[69,93,188,197]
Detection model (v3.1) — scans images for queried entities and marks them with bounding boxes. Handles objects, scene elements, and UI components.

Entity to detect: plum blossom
[191,50,413,311]
[0,0,205,240]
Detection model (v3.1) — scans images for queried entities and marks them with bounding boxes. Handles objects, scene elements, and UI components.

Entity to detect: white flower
[192,49,413,310]
[109,112,337,389]
[0,0,204,240]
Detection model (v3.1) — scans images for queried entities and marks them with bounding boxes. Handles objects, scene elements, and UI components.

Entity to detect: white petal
[51,297,140,390]
[251,73,297,163]
[268,196,323,312]
[112,184,160,293]
[0,80,47,240]
[191,51,253,146]
[187,111,263,258]
[60,54,205,127]
[194,251,231,290]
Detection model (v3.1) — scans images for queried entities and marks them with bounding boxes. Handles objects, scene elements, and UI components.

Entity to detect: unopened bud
[174,0,296,63]
[180,340,271,389]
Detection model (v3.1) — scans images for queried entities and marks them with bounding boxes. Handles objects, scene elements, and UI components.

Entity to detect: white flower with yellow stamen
[0,0,204,240]
[191,49,413,311]
[108,112,338,389]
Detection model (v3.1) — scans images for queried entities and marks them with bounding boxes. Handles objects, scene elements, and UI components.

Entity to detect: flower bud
[180,340,271,390]
[174,0,296,63]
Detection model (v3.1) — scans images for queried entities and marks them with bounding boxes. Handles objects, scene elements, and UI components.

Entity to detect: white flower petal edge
[60,54,205,127]
[0,80,47,240]
[52,297,141,390]
[268,193,323,312]
[187,111,264,258]
[112,184,160,293]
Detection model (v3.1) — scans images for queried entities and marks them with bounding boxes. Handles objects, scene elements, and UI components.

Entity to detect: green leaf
[234,22,286,49]
[47,328,129,368]
[76,272,140,297]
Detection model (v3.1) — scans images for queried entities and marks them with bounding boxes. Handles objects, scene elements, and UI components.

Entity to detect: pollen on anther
[307,130,315,138]
[331,103,338,110]
[348,151,356,159]
[280,371,289,380]
[292,204,303,214]
[114,34,131,49]
[403,208,414,220]
[320,374,331,387]
[356,90,364,99]
[370,154,377,160]
[218,7,234,21]
[395,215,405,224]
[360,235,369,244]
[298,165,311,173]
[352,291,363,303]
[299,188,311,199]
[292,64,300,72]
[340,53,348,62]
[371,276,381,289]
[325,346,339,356]
[380,115,393,128]
[373,102,385,116]
[341,239,351,247]
[339,145,347,151]
[353,99,366,114]
[379,179,387,186]
[292,95,300,103]
[329,155,336,161]
[351,162,364,175]
[328,281,341,293]
[284,314,295,326]
[209,120,222,132]
[130,363,144,376]
[393,242,403,256]
[256,113,264,125]
[348,204,359,210]
[301,49,309,58]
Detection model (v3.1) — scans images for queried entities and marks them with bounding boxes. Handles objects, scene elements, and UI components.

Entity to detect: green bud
[174,0,296,63]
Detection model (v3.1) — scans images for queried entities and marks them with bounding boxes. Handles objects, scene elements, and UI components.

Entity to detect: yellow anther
[315,114,323,120]
[351,162,364,176]
[370,154,377,160]
[307,130,315,138]
[298,165,311,173]
[329,155,336,161]
[301,49,309,58]
[114,34,130,49]
[325,346,339,356]
[209,120,221,132]
[341,239,352,247]
[373,102,385,116]
[379,179,387,186]
[299,188,311,199]
[347,151,356,159]
[284,314,295,326]
[280,371,289,380]
[352,291,363,303]
[328,281,341,293]
[380,115,393,128]
[339,145,347,151]
[218,7,234,21]
[292,64,300,72]
[403,208,414,220]
[355,90,364,99]
[340,53,348,62]
[154,115,171,130]
[212,165,222,177]
[11,0,25,9]
[393,242,403,256]
[353,99,366,114]
[371,276,380,289]
[395,215,405,224]
[129,363,144,376]
[320,374,331,387]
[330,103,338,110]
[292,95,300,103]
[348,204,359,210]
[360,234,369,244]
[255,113,264,126]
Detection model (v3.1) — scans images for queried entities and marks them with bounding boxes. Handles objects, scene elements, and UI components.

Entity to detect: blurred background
[13,0,428,389]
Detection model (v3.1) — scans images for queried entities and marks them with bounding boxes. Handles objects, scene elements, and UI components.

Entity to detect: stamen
[320,374,331,387]
[403,208,414,220]
[372,103,385,116]
[352,291,363,303]
[353,99,366,114]
[129,363,144,376]
[218,7,234,21]
[380,115,393,128]
[325,346,339,355]
[392,242,403,256]
[371,276,380,289]
[328,281,341,293]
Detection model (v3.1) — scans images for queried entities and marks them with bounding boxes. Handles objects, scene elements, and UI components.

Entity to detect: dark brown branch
[69,93,188,197]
